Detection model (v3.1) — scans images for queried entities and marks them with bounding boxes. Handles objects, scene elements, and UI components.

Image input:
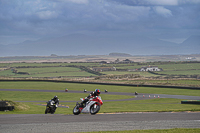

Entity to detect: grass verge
[1,81,200,114]
[80,128,200,133]
[1,98,200,114]
[0,81,200,96]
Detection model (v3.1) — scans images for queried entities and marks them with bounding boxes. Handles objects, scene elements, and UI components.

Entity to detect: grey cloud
[0,0,200,45]
[153,6,173,17]
[109,0,200,6]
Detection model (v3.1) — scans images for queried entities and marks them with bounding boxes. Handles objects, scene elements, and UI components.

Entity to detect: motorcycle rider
[79,89,101,107]
[51,95,59,111]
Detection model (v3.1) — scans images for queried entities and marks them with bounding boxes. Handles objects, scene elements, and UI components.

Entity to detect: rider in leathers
[51,96,59,111]
[79,89,100,107]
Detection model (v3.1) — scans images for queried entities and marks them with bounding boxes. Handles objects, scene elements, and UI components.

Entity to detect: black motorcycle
[45,100,56,114]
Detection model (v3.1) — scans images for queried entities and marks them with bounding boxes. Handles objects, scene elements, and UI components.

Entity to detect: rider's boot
[79,98,88,107]
[79,102,84,107]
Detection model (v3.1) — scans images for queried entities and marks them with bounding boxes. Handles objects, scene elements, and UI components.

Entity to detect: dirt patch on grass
[6,100,30,111]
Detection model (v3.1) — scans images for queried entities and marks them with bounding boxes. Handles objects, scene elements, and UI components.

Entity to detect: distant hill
[109,53,132,57]
[0,34,199,56]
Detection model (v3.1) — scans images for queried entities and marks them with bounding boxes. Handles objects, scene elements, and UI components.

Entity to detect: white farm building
[139,66,162,71]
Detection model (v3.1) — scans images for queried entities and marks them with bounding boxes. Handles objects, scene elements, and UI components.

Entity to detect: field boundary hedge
[0,79,200,90]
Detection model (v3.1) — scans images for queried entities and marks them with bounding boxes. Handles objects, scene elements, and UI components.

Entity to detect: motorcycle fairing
[47,100,55,107]
[81,99,96,113]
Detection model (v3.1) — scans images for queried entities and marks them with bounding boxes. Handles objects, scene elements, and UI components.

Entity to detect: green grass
[0,91,133,101]
[1,62,200,87]
[156,70,200,75]
[15,67,82,74]
[114,62,200,71]
[0,81,200,96]
[80,128,200,133]
[2,95,200,114]
[11,71,96,77]
[157,63,200,71]
[101,98,200,113]
[0,63,10,67]
[1,81,200,114]
[102,71,157,77]
[9,62,69,67]
[8,62,101,67]
[105,62,200,77]
[0,67,97,78]
[0,69,16,76]
[103,79,200,87]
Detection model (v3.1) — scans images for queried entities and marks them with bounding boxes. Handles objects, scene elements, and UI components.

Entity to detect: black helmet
[53,96,58,100]
[95,89,100,95]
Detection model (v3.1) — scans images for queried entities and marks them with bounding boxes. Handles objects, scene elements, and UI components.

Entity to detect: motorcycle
[45,100,57,114]
[73,96,103,115]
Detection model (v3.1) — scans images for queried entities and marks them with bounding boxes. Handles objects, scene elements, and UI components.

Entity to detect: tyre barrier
[0,101,15,111]
[0,106,15,111]
[181,100,200,105]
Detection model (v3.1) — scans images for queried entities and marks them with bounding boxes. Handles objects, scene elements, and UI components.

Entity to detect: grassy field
[15,67,81,73]
[0,81,200,114]
[0,62,200,87]
[99,79,200,87]
[0,62,200,88]
[1,92,200,114]
[0,81,200,96]
[0,61,199,132]
[0,70,96,78]
[1,62,200,75]
[1,61,199,78]
[102,71,157,77]
[156,70,200,75]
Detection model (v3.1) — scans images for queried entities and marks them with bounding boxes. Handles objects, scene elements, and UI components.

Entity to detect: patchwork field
[0,61,199,87]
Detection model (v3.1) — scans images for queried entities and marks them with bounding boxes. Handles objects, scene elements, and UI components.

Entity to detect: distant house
[92,67,116,72]
[186,57,195,60]
[138,66,162,71]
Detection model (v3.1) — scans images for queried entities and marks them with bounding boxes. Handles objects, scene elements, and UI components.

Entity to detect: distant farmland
[0,61,199,87]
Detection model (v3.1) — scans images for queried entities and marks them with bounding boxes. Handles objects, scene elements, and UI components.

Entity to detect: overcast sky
[0,0,200,45]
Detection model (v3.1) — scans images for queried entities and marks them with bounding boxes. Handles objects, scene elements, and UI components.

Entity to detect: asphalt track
[0,88,200,133]
[1,112,200,133]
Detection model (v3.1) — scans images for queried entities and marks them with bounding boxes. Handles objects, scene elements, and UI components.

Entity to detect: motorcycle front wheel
[45,107,49,114]
[51,106,55,114]
[73,105,80,115]
[90,104,100,115]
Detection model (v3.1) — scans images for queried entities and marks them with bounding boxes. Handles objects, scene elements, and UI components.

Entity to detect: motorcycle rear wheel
[90,104,100,115]
[73,105,80,115]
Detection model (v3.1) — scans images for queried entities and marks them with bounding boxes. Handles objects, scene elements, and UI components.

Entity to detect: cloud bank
[0,0,200,45]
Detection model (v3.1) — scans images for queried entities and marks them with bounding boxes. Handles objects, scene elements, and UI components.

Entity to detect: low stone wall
[181,100,200,105]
